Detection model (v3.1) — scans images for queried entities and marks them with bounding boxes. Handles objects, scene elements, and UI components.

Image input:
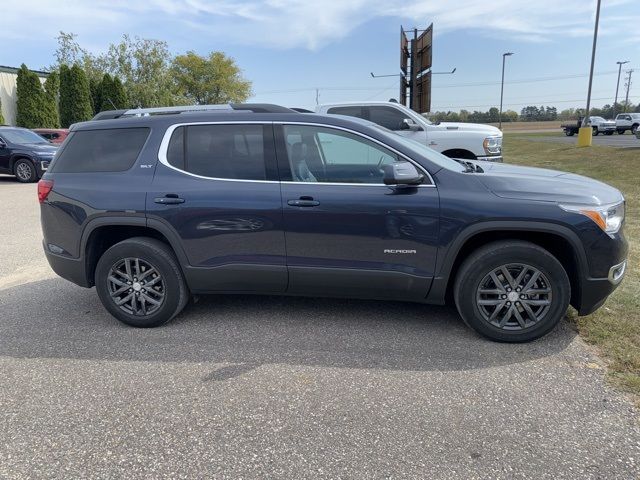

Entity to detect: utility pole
[623,69,633,113]
[577,0,601,147]
[614,61,629,117]
[499,52,514,130]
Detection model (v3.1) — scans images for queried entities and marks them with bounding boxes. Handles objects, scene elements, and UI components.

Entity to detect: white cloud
[0,0,637,50]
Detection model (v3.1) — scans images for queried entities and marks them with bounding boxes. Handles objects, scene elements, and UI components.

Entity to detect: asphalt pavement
[0,175,638,479]
[528,132,640,148]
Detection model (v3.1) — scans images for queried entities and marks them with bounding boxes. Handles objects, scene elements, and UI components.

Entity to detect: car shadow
[0,278,577,379]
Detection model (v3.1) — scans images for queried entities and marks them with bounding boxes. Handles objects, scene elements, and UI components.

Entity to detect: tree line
[15,32,252,129]
[427,101,639,124]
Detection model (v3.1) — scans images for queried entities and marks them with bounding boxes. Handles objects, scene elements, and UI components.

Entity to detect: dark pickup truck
[562,116,616,136]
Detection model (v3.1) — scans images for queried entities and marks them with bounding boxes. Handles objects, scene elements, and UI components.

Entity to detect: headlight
[559,201,625,235]
[483,136,502,155]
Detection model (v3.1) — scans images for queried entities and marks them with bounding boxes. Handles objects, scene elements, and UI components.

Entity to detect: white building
[0,65,49,126]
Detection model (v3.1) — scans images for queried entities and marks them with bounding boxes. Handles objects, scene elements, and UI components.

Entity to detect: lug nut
[520,294,525,299]
[501,294,507,299]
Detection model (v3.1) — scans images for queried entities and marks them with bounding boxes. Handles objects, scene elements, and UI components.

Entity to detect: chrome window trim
[157,120,436,187]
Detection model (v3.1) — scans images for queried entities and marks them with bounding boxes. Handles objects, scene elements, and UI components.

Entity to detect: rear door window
[52,128,150,173]
[326,106,365,119]
[166,124,268,181]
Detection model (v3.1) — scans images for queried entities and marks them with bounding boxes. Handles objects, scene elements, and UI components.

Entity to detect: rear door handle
[155,194,185,205]
[288,198,320,207]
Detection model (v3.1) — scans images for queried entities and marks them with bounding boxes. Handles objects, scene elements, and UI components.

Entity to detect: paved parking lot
[529,133,640,148]
[0,175,638,479]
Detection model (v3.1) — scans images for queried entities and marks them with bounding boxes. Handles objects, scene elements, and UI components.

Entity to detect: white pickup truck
[615,113,640,135]
[316,101,503,162]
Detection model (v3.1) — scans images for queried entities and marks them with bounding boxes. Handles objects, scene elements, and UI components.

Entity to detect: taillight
[38,179,54,204]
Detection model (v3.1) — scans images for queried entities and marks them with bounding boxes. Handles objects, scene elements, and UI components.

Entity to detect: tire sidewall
[14,159,37,183]
[95,241,184,328]
[455,245,570,342]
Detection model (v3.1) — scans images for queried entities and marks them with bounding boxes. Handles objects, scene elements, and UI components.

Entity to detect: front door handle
[288,197,320,207]
[155,194,185,205]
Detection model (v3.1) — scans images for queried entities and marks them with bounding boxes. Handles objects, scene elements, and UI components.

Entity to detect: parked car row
[562,113,640,136]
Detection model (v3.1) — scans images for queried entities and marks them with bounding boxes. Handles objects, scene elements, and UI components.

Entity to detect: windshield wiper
[453,158,484,173]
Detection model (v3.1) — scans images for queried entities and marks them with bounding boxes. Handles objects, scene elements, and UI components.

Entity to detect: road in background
[0,177,638,479]
[526,134,640,148]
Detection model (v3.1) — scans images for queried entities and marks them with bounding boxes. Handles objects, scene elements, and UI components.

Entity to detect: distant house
[0,65,49,126]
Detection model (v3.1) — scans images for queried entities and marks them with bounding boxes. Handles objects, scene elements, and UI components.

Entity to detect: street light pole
[499,52,513,130]
[577,0,601,147]
[614,60,629,117]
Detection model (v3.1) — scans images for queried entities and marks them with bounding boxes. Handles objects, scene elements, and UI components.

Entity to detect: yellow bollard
[577,127,593,147]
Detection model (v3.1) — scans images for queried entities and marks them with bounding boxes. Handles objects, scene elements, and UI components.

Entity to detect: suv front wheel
[95,237,189,327]
[454,240,570,342]
[14,158,38,183]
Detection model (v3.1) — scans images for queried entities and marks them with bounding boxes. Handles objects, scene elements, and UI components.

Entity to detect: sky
[2,0,639,113]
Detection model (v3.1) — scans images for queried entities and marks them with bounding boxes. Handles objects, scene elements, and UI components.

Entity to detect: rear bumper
[44,242,91,288]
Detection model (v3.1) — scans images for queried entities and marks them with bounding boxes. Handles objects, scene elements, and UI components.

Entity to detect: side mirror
[383,162,424,186]
[401,118,422,131]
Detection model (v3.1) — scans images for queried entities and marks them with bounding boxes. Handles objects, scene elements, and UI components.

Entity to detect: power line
[253,69,622,96]
[431,95,639,111]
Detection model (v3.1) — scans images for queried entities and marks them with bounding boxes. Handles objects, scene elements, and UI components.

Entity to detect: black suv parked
[0,127,58,182]
[39,104,628,342]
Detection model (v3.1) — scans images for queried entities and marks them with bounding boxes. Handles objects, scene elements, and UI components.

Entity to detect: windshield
[373,126,465,172]
[0,129,49,145]
[417,114,433,125]
[591,116,605,122]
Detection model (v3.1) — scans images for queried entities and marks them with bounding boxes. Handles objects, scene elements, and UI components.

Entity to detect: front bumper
[477,155,503,163]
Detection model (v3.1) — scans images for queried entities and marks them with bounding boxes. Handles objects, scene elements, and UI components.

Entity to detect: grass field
[504,134,640,400]
[489,121,563,131]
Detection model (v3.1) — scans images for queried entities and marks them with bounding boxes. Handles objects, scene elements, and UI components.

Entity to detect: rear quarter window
[51,127,150,173]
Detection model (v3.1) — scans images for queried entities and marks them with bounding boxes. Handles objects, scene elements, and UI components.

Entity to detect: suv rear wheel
[95,237,189,327]
[454,240,570,342]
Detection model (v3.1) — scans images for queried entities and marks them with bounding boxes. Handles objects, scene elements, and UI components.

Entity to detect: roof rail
[91,103,296,121]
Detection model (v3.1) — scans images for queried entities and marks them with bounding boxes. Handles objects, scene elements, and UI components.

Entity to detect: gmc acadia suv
[39,104,628,342]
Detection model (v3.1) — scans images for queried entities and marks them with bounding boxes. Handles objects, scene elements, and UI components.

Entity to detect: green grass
[504,134,640,400]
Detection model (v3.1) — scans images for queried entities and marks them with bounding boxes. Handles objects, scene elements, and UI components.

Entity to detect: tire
[95,237,189,328]
[564,130,574,137]
[453,240,570,342]
[592,127,599,136]
[617,129,625,135]
[13,158,37,183]
[632,124,639,134]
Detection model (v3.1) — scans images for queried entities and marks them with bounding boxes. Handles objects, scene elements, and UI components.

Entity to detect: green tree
[43,71,60,128]
[89,77,102,115]
[98,74,128,111]
[59,64,93,127]
[0,97,5,125]
[111,76,128,109]
[59,64,72,127]
[102,35,177,107]
[99,73,115,111]
[16,64,49,128]
[172,51,252,105]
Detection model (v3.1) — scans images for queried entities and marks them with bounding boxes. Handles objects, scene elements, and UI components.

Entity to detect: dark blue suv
[0,127,58,182]
[39,104,628,342]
